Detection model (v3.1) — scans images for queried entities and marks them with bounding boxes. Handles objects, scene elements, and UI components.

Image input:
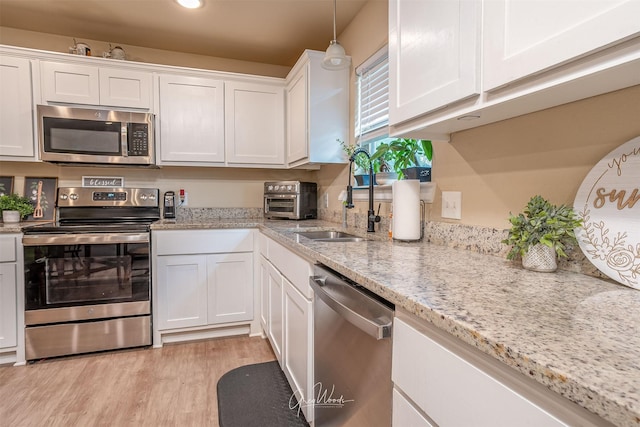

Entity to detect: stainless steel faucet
[346,148,380,232]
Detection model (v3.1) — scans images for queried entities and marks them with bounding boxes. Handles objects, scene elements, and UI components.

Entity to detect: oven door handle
[23,233,149,246]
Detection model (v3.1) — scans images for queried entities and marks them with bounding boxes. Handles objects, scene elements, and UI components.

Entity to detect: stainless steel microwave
[37,105,155,166]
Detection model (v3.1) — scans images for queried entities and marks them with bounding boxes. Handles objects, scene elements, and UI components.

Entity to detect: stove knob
[274,185,280,191]
[267,185,273,191]
[59,193,69,200]
[287,185,293,191]
[140,194,148,200]
[148,194,156,200]
[69,193,78,200]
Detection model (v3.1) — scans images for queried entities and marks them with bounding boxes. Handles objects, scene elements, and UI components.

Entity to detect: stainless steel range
[22,187,159,360]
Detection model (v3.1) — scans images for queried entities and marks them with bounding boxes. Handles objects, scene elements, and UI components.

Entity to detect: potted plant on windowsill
[371,138,432,181]
[502,195,583,272]
[0,193,35,223]
[339,139,377,186]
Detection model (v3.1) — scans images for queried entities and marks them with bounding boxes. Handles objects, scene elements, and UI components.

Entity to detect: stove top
[22,187,161,235]
[22,221,154,234]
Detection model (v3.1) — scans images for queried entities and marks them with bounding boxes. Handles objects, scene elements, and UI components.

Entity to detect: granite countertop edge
[156,219,640,426]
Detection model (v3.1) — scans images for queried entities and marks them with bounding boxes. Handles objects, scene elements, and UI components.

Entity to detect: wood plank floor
[0,336,276,426]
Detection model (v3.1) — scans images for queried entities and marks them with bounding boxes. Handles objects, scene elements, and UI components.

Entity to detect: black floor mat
[217,361,310,427]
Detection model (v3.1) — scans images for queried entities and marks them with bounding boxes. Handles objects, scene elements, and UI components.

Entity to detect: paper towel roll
[392,180,421,241]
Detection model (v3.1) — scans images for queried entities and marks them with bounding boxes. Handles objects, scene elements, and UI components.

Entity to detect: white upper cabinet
[389,0,480,125]
[98,67,152,109]
[483,0,640,91]
[41,61,152,109]
[157,74,225,164]
[285,50,349,167]
[388,0,640,141]
[0,55,35,159]
[225,81,285,166]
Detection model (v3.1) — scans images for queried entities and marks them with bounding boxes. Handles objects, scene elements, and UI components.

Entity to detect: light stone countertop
[158,219,638,426]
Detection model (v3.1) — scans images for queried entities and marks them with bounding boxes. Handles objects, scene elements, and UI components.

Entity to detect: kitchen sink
[295,230,365,242]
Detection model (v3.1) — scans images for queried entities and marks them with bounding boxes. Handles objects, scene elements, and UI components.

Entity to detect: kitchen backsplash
[172,205,608,282]
[318,207,611,282]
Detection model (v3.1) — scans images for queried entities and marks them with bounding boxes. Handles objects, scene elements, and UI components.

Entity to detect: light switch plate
[442,191,462,220]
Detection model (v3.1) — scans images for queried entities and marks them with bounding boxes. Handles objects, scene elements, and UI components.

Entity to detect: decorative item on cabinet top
[574,135,640,290]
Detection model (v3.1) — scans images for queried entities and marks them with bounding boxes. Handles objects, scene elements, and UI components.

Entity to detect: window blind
[355,47,389,143]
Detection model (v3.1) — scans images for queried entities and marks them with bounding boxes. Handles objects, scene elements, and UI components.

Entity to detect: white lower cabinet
[0,234,23,365]
[260,233,314,422]
[283,276,312,412]
[266,260,284,363]
[0,263,17,349]
[153,229,255,345]
[393,312,610,427]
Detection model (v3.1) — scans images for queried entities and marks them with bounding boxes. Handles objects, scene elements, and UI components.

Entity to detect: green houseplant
[502,195,582,272]
[0,193,35,223]
[339,139,380,186]
[372,138,433,181]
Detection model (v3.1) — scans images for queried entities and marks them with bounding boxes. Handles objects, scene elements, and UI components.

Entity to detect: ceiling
[0,0,368,67]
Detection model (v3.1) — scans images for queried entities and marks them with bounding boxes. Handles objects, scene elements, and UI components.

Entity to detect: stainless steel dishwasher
[310,264,394,427]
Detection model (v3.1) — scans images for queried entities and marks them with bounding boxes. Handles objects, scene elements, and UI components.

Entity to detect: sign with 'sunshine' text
[574,136,640,290]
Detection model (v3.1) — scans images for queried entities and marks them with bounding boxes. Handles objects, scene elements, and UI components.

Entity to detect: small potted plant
[0,193,35,223]
[372,138,432,181]
[339,139,376,186]
[502,195,583,272]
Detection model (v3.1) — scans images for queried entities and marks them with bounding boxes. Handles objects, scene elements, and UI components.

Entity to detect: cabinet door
[483,0,640,91]
[0,56,35,158]
[283,278,313,420]
[158,75,225,163]
[259,256,269,329]
[0,263,17,348]
[41,61,100,104]
[99,68,152,109]
[393,317,567,427]
[267,262,284,364]
[389,0,480,125]
[225,81,285,165]
[155,255,208,330]
[286,66,308,164]
[206,253,253,325]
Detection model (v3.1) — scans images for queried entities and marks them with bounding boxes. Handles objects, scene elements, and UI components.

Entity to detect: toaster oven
[264,181,317,220]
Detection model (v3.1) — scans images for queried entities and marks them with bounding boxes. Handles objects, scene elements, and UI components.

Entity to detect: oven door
[264,194,299,219]
[23,232,150,325]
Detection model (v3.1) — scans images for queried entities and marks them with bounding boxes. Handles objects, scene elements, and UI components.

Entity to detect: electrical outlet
[442,191,461,220]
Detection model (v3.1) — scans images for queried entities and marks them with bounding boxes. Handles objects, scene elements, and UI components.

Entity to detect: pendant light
[322,0,348,70]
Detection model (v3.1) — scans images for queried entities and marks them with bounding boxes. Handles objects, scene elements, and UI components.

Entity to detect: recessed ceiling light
[177,0,202,9]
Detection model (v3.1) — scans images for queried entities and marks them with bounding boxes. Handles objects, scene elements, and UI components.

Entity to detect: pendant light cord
[332,0,337,42]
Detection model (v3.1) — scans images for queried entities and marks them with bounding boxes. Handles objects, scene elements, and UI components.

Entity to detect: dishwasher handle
[310,274,393,340]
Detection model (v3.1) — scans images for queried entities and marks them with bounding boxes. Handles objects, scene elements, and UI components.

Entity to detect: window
[355,46,389,153]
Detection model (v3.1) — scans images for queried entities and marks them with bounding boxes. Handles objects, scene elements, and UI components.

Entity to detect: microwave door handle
[121,125,128,157]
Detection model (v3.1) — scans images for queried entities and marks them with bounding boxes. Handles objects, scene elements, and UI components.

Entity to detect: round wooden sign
[574,136,640,290]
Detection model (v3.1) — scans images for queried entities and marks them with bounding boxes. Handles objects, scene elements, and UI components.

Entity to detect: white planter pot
[522,243,557,272]
[2,210,21,223]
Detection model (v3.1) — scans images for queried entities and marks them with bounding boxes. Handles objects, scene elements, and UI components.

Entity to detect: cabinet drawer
[393,388,434,427]
[268,238,312,299]
[154,229,253,255]
[0,235,17,262]
[393,317,567,427]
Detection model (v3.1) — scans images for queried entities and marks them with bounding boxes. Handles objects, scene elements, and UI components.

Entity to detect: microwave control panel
[128,123,149,156]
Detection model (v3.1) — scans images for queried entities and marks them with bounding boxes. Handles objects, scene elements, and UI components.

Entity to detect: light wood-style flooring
[0,336,276,426]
